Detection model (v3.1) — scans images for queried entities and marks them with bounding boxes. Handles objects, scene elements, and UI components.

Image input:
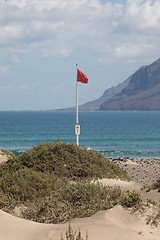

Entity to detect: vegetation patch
[19,181,121,223]
[120,190,142,211]
[0,142,130,223]
[144,179,160,192]
[151,179,160,192]
[146,207,160,226]
[11,142,130,180]
[60,224,88,240]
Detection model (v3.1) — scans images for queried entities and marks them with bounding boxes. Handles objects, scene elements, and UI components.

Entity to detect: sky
[1,0,160,110]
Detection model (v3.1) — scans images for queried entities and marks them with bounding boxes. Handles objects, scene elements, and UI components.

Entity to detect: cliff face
[58,58,160,111]
[62,76,130,111]
[77,77,130,111]
[100,58,160,110]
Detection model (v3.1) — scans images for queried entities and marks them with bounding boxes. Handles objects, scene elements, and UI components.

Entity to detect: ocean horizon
[0,110,160,159]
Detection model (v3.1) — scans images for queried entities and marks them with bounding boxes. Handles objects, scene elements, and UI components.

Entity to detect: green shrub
[121,190,142,209]
[60,224,88,240]
[152,179,160,192]
[14,142,130,180]
[144,179,160,193]
[0,167,57,202]
[20,180,121,223]
[0,142,130,223]
[146,198,156,205]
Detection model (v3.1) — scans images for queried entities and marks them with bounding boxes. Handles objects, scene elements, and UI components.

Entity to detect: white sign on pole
[75,125,80,135]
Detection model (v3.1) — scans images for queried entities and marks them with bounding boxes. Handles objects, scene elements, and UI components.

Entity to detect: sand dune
[0,204,160,240]
[0,154,159,240]
[0,178,159,240]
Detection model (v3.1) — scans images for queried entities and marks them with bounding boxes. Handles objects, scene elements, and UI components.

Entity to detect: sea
[0,111,160,159]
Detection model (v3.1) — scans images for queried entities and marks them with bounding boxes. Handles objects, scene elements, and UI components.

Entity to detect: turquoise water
[0,111,160,158]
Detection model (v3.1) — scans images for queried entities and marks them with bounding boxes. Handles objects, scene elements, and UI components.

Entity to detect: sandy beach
[0,154,159,240]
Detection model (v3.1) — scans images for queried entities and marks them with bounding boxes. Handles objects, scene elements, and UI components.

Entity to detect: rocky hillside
[78,77,130,111]
[57,58,160,111]
[100,58,160,110]
[62,76,130,111]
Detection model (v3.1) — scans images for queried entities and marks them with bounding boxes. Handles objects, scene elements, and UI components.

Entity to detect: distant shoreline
[6,148,160,159]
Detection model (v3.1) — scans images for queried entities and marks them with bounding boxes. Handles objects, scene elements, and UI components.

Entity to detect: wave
[11,150,26,156]
[8,145,160,159]
[99,149,160,159]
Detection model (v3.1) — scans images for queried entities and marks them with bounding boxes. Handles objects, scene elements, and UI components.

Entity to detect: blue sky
[0,0,160,110]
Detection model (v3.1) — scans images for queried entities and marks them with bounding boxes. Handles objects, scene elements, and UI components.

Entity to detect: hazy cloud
[0,0,160,62]
[0,65,9,74]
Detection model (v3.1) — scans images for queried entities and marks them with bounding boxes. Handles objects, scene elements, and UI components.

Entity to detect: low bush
[152,179,160,192]
[0,142,130,223]
[144,179,160,192]
[60,224,88,240]
[121,190,142,210]
[12,142,130,180]
[19,181,121,223]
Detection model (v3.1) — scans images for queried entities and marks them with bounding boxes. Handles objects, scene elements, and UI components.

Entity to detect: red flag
[77,69,88,83]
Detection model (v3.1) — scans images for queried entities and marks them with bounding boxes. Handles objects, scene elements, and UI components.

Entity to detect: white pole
[76,64,79,146]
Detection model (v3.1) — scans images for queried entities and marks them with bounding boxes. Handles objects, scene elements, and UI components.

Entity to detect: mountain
[62,75,130,111]
[57,58,160,111]
[100,58,160,110]
[78,77,130,111]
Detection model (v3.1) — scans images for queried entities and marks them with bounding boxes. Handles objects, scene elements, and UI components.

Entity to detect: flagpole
[76,64,79,146]
[75,66,88,146]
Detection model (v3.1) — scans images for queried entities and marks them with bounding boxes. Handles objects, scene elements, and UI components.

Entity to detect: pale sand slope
[98,178,160,202]
[0,154,160,240]
[0,205,160,240]
[0,150,9,164]
[0,178,159,240]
